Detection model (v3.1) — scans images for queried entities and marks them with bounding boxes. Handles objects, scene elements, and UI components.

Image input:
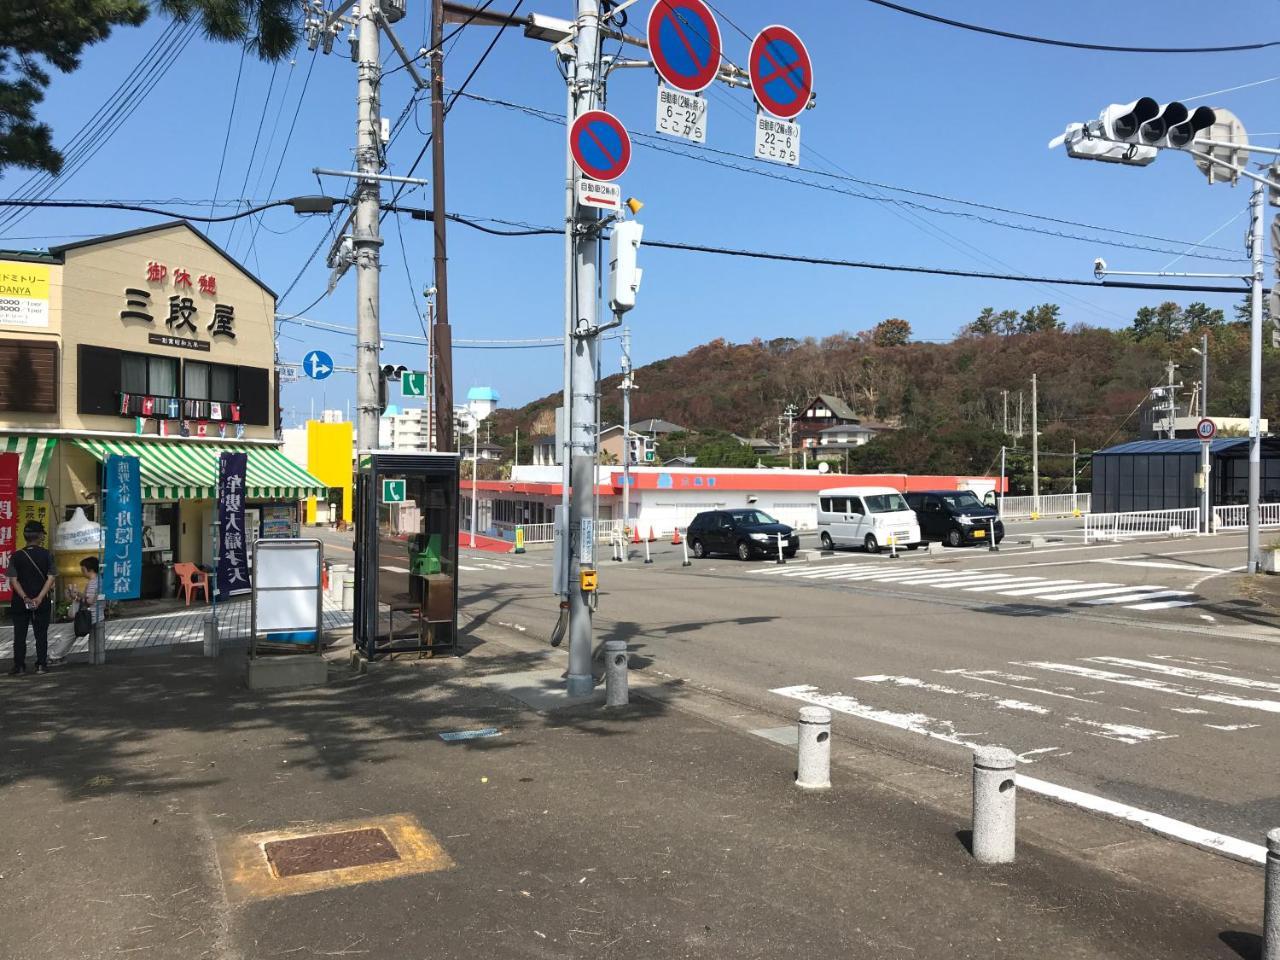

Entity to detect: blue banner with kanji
[216,452,250,599]
[103,454,142,600]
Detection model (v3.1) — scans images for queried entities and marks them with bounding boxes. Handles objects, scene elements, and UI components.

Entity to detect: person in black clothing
[8,520,56,676]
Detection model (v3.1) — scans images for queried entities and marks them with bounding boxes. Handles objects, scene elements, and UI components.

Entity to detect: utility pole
[353,0,384,453]
[1001,389,1008,435]
[1031,373,1039,514]
[1197,331,1210,534]
[430,0,454,453]
[782,404,797,468]
[425,288,436,449]
[1071,437,1077,498]
[620,324,633,563]
[1248,178,1265,572]
[1017,391,1024,441]
[563,0,604,697]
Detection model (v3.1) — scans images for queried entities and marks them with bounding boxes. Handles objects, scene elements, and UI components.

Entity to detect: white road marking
[927,575,1021,589]
[1127,600,1198,610]
[379,565,411,574]
[1204,723,1261,731]
[770,683,1263,864]
[458,565,482,571]
[1080,590,1192,606]
[856,674,1171,743]
[1089,657,1280,695]
[961,577,1053,593]
[995,580,1084,596]
[1098,559,1223,572]
[1029,584,1131,600]
[1015,775,1265,865]
[1018,661,1280,713]
[938,669,1110,706]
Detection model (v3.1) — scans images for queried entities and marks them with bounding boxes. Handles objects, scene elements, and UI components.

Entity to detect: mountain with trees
[488,298,1275,495]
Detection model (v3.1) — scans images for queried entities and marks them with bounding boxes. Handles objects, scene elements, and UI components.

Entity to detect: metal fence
[1084,507,1200,543]
[1211,502,1280,531]
[998,493,1090,519]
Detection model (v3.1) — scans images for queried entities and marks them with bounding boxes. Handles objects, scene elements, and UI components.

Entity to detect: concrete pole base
[796,706,832,790]
[566,672,594,697]
[972,746,1017,864]
[1264,827,1280,960]
[604,639,628,707]
[203,615,219,658]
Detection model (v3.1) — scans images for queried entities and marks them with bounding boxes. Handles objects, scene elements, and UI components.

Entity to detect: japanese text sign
[217,452,251,600]
[0,452,18,602]
[103,455,142,600]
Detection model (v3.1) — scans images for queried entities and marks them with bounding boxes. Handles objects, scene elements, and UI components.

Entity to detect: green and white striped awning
[74,439,327,501]
[0,436,58,500]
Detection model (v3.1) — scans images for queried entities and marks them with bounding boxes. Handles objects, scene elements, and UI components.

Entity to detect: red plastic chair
[173,562,210,605]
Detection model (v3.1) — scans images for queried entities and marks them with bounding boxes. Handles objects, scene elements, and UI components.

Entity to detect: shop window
[184,360,238,402]
[0,339,58,413]
[121,351,178,397]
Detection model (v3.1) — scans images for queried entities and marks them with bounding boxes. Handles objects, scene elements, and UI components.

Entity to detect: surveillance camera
[1093,257,1107,279]
[423,285,437,299]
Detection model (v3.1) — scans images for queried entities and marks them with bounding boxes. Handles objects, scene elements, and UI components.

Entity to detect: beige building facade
[0,221,324,601]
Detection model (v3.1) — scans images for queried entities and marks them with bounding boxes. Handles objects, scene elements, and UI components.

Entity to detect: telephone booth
[354,452,460,659]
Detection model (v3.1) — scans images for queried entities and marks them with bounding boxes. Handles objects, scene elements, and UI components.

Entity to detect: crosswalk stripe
[929,574,1019,589]
[1089,657,1280,694]
[1127,600,1197,610]
[1081,590,1191,606]
[962,577,1051,593]
[996,580,1082,596]
[1018,660,1280,713]
[1030,583,1129,600]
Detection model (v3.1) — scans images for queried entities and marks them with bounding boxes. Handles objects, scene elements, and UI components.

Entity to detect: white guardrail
[1211,502,1280,531]
[998,493,1090,519]
[1084,507,1200,543]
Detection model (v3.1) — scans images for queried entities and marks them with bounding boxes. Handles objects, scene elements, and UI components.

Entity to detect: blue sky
[4,1,1279,421]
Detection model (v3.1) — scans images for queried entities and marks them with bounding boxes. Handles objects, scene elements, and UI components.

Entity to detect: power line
[861,0,1280,53]
[209,45,247,220]
[224,60,281,251]
[0,197,346,222]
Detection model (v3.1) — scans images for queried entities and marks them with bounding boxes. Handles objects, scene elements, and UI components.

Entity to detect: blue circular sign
[304,350,334,381]
[647,0,722,94]
[749,24,814,122]
[570,110,632,182]
[1196,417,1216,440]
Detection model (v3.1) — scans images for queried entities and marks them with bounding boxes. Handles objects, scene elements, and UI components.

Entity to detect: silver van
[817,486,922,554]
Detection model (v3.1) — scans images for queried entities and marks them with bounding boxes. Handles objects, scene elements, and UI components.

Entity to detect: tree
[1130,301,1226,342]
[870,317,911,347]
[1,2,297,176]
[1018,303,1062,334]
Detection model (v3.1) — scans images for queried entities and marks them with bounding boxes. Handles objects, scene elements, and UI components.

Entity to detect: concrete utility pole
[1071,437,1077,498]
[430,0,455,453]
[782,404,798,468]
[620,325,633,562]
[1248,179,1265,572]
[1017,391,1024,441]
[1195,332,1211,534]
[1031,374,1039,514]
[353,0,384,453]
[1001,389,1008,435]
[563,0,605,697]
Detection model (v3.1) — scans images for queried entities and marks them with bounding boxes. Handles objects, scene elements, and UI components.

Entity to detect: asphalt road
[450,521,1280,855]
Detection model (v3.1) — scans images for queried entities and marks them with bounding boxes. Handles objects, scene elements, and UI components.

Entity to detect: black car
[686,509,799,561]
[904,490,1004,547]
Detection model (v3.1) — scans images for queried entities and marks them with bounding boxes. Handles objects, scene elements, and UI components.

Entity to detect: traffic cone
[671,526,682,545]
[631,525,641,545]
[647,526,656,543]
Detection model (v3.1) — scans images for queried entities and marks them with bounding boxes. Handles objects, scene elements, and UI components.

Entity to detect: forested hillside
[489,300,1276,494]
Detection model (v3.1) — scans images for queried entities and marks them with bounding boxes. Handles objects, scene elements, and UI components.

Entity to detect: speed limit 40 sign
[1196,417,1217,441]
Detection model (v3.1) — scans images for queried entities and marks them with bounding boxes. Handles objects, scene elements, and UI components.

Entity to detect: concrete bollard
[202,613,219,658]
[796,706,832,790]
[328,563,348,601]
[1265,828,1280,960]
[775,532,786,564]
[90,620,107,666]
[604,639,629,707]
[972,746,1017,864]
[643,537,652,565]
[988,518,999,552]
[681,535,691,567]
[342,574,355,613]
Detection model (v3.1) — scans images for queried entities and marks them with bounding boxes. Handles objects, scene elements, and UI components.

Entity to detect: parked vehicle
[904,490,1005,547]
[816,486,922,554]
[686,509,799,561]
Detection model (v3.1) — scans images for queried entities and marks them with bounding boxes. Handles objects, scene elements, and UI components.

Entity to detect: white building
[378,405,430,452]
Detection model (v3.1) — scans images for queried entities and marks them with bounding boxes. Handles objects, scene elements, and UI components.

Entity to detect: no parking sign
[748,24,813,122]
[569,110,631,182]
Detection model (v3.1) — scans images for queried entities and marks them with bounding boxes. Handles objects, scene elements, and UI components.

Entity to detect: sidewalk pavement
[0,622,1265,959]
[0,595,354,661]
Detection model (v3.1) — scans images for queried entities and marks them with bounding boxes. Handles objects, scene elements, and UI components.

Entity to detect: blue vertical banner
[103,454,142,600]
[216,452,251,599]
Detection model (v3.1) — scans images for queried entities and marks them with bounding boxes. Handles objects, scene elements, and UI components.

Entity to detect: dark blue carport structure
[1091,438,1280,513]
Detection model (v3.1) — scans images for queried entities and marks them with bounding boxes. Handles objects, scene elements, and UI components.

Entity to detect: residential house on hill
[794,395,860,449]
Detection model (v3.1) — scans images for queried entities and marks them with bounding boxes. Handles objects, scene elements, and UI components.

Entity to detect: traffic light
[1054,98,1216,167]
[608,220,644,315]
[378,364,408,413]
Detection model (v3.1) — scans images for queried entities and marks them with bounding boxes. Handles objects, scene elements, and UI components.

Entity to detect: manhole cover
[264,828,400,878]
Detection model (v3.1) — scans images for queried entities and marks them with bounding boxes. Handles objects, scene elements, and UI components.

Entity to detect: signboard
[755,115,801,166]
[401,371,427,396]
[18,501,49,548]
[103,455,142,600]
[647,0,722,94]
[569,110,632,182]
[251,538,324,653]
[277,364,302,384]
[0,261,50,327]
[1196,417,1217,441]
[304,350,334,381]
[748,24,813,122]
[260,503,297,539]
[216,452,251,600]
[382,479,406,503]
[579,516,594,565]
[577,178,622,211]
[656,87,707,144]
[0,453,18,602]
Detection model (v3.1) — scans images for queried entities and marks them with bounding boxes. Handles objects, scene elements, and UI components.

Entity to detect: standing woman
[56,556,101,664]
[7,521,56,675]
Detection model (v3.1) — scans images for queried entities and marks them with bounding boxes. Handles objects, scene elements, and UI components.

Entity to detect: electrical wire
[861,0,1280,54]
[209,45,248,220]
[224,60,281,251]
[0,198,346,221]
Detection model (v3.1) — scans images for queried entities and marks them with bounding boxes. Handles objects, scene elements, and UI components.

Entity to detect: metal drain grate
[264,828,401,878]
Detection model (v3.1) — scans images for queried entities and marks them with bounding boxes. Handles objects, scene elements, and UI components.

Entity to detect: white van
[817,486,922,554]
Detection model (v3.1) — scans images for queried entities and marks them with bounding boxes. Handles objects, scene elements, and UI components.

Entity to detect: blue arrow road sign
[304,350,334,381]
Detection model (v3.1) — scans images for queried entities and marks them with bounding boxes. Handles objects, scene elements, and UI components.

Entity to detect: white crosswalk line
[458,565,482,571]
[995,580,1082,596]
[1081,590,1191,606]
[929,574,1020,589]
[1088,657,1280,695]
[1126,599,1197,610]
[1029,583,1130,600]
[1017,661,1280,713]
[380,565,411,574]
[962,577,1051,592]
